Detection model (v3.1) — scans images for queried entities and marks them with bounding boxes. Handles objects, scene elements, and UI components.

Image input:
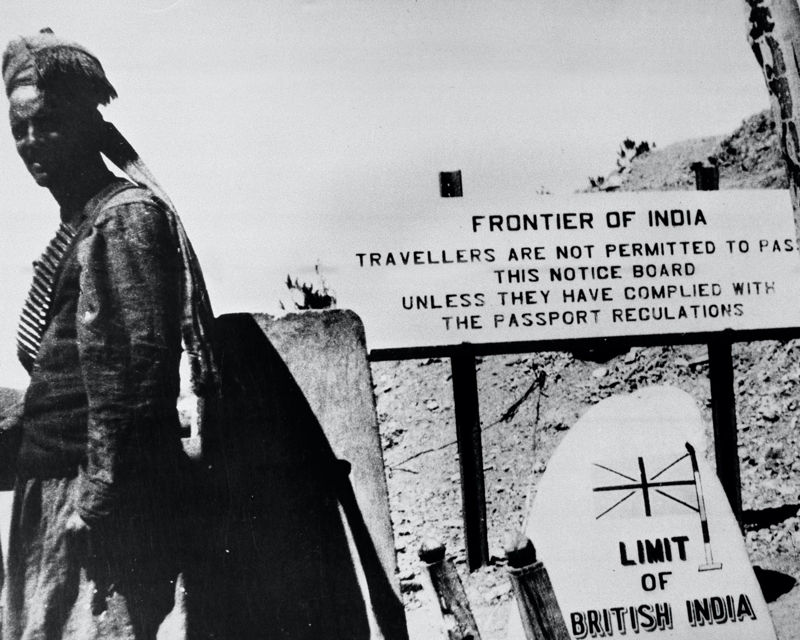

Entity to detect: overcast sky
[0,0,772,388]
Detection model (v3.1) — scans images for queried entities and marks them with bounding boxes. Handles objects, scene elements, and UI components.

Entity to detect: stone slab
[508,386,776,639]
[254,309,398,595]
[184,310,406,640]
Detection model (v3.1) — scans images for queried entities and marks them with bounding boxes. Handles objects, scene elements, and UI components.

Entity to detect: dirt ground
[373,340,800,638]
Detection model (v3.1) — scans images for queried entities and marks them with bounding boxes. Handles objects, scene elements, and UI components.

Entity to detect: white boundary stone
[508,386,776,639]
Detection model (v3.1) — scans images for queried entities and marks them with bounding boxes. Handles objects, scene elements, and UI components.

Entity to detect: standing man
[2,29,216,639]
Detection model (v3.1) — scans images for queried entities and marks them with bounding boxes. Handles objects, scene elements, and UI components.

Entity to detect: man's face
[8,84,94,189]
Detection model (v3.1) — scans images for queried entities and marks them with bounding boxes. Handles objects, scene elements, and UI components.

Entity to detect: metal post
[450,345,489,571]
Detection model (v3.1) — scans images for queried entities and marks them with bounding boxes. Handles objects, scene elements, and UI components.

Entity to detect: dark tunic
[5,179,188,640]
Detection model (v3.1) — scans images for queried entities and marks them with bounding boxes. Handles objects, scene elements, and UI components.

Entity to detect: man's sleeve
[75,201,182,526]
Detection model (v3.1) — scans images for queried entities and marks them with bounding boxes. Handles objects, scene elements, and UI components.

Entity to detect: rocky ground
[373,342,800,638]
[373,109,800,638]
[620,109,786,193]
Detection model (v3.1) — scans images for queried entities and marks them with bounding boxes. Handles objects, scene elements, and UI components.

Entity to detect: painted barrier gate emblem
[592,443,721,572]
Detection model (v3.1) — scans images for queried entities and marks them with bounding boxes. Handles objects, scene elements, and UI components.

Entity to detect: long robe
[5,179,189,640]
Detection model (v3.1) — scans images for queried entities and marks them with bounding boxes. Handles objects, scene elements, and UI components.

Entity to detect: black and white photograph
[1,1,799,638]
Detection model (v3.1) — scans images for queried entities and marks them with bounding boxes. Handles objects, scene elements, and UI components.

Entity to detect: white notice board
[318,190,800,351]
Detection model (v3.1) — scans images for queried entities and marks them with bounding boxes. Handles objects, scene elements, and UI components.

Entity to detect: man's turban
[2,29,218,395]
[2,28,117,106]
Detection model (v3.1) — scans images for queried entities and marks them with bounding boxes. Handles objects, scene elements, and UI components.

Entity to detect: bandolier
[16,223,76,372]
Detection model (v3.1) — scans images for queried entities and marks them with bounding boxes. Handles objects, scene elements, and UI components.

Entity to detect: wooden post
[440,170,463,198]
[418,538,482,640]
[694,175,743,526]
[690,161,719,191]
[504,532,570,640]
[440,171,487,571]
[708,336,743,525]
[450,345,489,571]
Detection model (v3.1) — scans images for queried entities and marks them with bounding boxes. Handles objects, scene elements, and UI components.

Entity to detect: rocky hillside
[597,110,787,193]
